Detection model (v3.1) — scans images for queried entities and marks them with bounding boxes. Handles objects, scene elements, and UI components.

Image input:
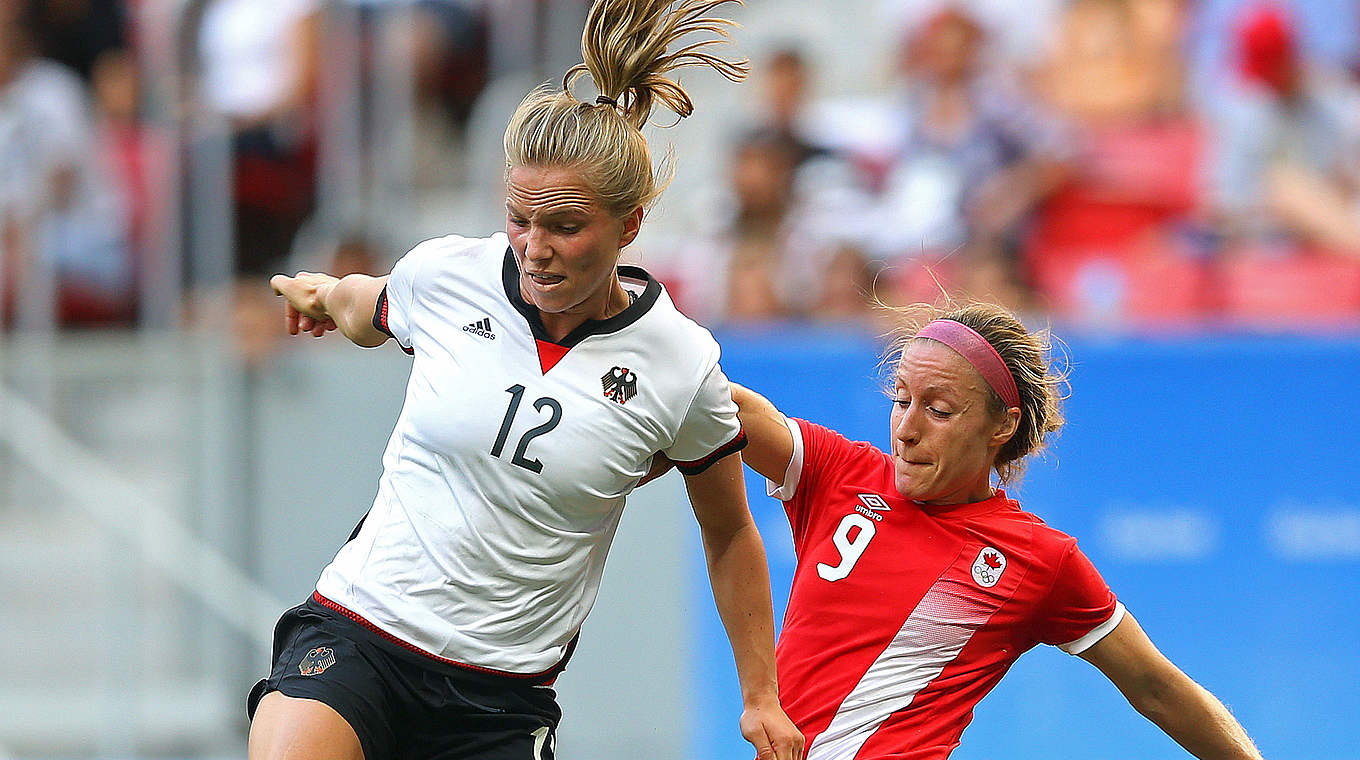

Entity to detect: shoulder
[792,417,892,489]
[392,232,505,280]
[626,266,722,364]
[403,232,505,264]
[796,418,883,458]
[993,497,1085,565]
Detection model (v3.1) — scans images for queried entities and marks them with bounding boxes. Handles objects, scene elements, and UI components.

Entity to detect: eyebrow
[504,202,589,220]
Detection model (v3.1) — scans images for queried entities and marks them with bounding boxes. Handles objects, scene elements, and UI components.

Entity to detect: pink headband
[914,319,1021,410]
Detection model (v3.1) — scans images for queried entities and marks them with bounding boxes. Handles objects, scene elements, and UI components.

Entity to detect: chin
[894,476,924,502]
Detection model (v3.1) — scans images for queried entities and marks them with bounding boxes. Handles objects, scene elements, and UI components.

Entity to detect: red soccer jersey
[771,419,1122,760]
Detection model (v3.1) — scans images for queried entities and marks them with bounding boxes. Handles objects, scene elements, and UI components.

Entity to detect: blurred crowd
[1,0,488,343]
[3,0,1360,340]
[659,0,1360,330]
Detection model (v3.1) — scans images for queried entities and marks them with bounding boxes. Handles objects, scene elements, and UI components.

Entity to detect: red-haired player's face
[505,165,641,329]
[890,340,1015,506]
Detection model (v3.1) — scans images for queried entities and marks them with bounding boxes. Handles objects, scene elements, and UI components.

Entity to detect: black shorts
[247,597,562,760]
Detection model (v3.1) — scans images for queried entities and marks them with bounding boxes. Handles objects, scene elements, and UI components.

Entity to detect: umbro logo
[854,493,891,522]
[463,317,496,340]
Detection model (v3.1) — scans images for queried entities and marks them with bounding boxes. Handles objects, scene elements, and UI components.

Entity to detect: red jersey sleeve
[775,418,885,546]
[1031,540,1124,654]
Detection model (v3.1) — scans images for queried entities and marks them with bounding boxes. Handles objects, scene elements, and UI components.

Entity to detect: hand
[271,272,339,337]
[740,697,805,760]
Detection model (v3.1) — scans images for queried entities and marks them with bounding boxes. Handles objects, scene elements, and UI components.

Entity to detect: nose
[523,225,552,263]
[893,403,921,448]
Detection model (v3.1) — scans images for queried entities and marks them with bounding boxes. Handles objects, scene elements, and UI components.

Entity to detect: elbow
[1123,669,1196,727]
[1128,688,1174,725]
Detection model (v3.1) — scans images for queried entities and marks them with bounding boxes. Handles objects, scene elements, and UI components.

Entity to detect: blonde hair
[503,0,749,217]
[884,301,1068,485]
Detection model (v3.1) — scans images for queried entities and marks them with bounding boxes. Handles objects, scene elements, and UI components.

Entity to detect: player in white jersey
[247,3,805,760]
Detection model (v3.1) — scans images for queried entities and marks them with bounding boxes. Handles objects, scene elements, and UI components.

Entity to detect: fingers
[748,718,803,760]
[310,318,336,337]
[748,723,776,760]
[763,728,802,760]
[284,302,300,335]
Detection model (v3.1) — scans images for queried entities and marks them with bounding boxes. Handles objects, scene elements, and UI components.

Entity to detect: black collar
[501,247,661,347]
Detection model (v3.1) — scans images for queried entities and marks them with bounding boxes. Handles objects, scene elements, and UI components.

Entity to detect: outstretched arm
[1080,613,1264,760]
[270,272,390,347]
[684,453,805,760]
[728,383,795,485]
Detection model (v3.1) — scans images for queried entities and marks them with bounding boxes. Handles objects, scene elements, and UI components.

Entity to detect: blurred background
[1,0,1358,758]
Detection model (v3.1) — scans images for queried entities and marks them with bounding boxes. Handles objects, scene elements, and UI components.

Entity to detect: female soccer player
[726,303,1264,760]
[252,2,804,760]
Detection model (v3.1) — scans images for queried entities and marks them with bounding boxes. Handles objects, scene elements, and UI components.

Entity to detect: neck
[537,276,628,343]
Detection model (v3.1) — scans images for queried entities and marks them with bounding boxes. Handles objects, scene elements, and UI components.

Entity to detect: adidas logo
[463,317,496,340]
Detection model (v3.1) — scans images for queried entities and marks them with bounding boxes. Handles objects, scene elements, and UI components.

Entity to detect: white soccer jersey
[314,233,744,677]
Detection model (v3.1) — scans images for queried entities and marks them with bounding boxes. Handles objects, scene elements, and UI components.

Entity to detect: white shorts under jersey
[315,233,745,677]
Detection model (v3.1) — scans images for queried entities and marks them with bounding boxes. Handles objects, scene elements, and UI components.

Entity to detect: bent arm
[1080,613,1264,760]
[684,454,804,760]
[271,272,390,348]
[729,383,795,484]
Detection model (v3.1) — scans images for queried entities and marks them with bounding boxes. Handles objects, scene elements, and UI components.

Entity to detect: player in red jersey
[728,302,1264,760]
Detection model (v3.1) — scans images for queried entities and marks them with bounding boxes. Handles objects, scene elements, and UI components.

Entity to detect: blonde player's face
[505,165,641,326]
[889,340,1015,506]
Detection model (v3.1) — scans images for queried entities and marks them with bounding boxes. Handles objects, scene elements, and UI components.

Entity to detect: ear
[991,406,1021,447]
[619,206,644,248]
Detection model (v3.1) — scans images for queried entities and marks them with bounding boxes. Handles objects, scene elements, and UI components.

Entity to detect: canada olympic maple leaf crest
[971,546,1007,588]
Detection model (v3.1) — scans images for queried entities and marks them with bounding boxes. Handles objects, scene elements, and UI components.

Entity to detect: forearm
[701,519,781,706]
[1133,677,1262,760]
[1084,615,1262,760]
[321,274,388,347]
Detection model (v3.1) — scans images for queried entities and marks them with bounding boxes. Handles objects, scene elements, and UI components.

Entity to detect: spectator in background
[874,6,1070,310]
[661,46,878,326]
[747,46,828,171]
[1024,0,1208,324]
[195,0,321,281]
[668,130,876,325]
[354,0,490,191]
[1209,2,1360,255]
[879,0,1064,73]
[0,0,134,328]
[1037,0,1188,126]
[27,0,127,85]
[92,48,156,309]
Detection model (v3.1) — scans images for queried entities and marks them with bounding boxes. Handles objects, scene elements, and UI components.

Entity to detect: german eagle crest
[602,366,638,405]
[299,646,336,676]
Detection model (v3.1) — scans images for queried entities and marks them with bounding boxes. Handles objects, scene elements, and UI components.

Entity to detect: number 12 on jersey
[491,384,562,474]
[817,512,877,581]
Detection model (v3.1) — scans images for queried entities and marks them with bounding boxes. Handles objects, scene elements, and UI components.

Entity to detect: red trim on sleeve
[673,427,748,475]
[372,288,414,355]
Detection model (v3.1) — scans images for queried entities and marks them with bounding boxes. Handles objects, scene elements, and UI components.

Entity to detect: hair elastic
[914,319,1021,410]
[595,95,618,107]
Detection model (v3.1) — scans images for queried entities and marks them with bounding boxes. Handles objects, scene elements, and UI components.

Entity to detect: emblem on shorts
[971,547,1007,588]
[299,646,337,676]
[602,366,638,405]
